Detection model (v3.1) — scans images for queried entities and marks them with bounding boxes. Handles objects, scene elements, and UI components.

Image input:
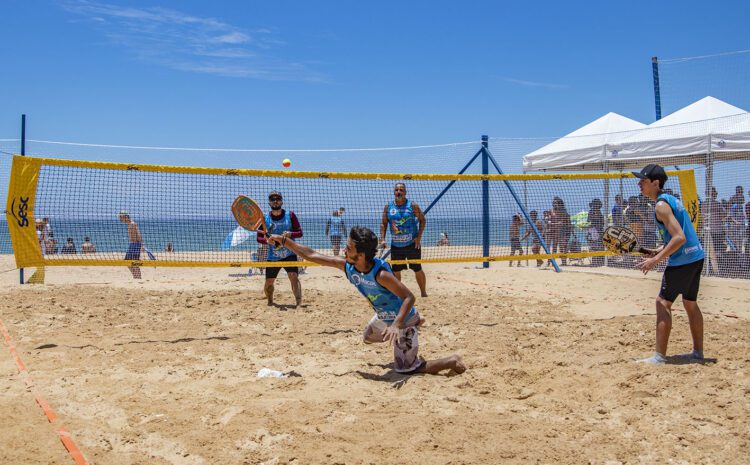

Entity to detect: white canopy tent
[522,96,750,274]
[523,96,750,172]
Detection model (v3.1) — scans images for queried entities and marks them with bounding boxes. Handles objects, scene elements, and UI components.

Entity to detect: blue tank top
[345,258,416,323]
[387,199,419,247]
[265,211,294,260]
[655,193,704,267]
[328,215,344,236]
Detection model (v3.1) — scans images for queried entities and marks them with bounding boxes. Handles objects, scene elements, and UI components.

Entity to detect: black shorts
[510,238,523,252]
[390,243,422,272]
[265,255,300,279]
[660,259,703,303]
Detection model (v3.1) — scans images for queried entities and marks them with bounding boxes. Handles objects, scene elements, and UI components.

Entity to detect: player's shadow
[666,356,718,365]
[269,303,308,311]
[356,363,419,389]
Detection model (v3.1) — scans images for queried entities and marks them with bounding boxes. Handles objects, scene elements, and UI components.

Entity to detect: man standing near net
[267,226,465,376]
[633,164,706,365]
[380,183,428,297]
[119,211,143,279]
[256,191,303,307]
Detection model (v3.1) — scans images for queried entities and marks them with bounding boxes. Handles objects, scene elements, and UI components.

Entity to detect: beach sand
[1,256,749,464]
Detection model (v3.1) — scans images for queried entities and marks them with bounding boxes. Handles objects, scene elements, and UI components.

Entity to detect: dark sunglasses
[269,196,282,201]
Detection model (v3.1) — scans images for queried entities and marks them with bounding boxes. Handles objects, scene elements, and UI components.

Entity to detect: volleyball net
[5,154,700,269]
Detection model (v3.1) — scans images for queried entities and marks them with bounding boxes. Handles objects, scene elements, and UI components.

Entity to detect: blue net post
[19,114,25,285]
[481,135,490,268]
[652,56,662,121]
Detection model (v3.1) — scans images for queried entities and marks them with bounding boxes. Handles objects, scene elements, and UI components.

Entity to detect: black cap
[268,191,283,199]
[632,164,668,186]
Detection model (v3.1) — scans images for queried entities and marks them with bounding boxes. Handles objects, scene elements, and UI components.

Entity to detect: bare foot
[450,355,466,374]
[416,316,427,327]
[421,292,428,298]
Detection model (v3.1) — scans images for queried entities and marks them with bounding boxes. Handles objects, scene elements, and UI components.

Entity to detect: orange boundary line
[0,319,88,465]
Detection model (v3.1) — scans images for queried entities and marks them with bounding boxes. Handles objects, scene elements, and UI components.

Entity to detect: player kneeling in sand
[268,227,465,375]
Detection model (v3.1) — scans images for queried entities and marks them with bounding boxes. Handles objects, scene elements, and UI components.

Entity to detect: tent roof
[649,96,746,127]
[522,113,646,170]
[524,97,750,172]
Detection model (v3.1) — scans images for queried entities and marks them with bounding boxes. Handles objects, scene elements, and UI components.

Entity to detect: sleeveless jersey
[655,193,704,267]
[345,258,416,323]
[387,199,418,247]
[265,211,294,260]
[328,215,344,236]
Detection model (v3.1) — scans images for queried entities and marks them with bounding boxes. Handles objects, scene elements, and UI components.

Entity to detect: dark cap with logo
[632,164,668,186]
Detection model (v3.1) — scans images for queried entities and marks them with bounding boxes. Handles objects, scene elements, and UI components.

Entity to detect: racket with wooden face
[602,226,654,255]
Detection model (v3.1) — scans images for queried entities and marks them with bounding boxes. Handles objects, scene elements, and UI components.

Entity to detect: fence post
[481,135,490,268]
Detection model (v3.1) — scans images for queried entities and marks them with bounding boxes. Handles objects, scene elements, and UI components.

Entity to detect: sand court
[1,259,749,464]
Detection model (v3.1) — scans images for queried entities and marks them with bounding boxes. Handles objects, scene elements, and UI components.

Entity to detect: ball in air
[282,158,292,168]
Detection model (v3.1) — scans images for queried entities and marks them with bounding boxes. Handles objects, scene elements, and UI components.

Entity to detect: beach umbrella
[571,211,590,229]
[222,226,256,251]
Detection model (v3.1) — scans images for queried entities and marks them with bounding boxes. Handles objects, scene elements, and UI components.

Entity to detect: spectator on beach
[509,214,524,267]
[611,194,625,227]
[325,208,347,256]
[256,191,304,306]
[437,232,450,246]
[521,210,544,267]
[81,236,96,254]
[587,198,605,266]
[380,182,428,297]
[548,197,571,266]
[701,187,725,273]
[35,219,47,255]
[61,238,77,254]
[745,200,750,254]
[119,210,143,279]
[728,186,745,253]
[164,242,175,253]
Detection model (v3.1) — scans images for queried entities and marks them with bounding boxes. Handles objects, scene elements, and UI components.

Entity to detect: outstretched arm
[268,234,346,271]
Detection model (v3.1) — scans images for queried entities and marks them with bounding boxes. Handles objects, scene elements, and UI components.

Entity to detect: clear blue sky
[1,0,749,151]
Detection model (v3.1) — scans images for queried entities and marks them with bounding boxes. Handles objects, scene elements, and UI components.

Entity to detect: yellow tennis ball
[282,158,291,168]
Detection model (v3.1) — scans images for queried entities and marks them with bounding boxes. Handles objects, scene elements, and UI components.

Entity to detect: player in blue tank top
[633,164,706,365]
[267,226,465,375]
[380,183,428,297]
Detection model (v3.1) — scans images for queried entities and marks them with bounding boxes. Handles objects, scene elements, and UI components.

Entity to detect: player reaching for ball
[267,226,466,376]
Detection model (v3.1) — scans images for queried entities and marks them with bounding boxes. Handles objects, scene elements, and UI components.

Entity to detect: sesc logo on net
[10,196,30,227]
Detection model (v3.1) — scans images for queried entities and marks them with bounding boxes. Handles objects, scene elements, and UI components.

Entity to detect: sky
[1,0,749,155]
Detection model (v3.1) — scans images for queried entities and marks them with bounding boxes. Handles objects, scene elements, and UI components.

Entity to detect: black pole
[652,56,662,121]
[20,114,26,285]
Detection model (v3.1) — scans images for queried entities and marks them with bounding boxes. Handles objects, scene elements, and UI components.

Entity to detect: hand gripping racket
[602,226,652,255]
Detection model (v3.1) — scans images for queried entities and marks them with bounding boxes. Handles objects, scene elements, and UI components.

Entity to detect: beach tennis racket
[231,195,270,236]
[602,226,652,255]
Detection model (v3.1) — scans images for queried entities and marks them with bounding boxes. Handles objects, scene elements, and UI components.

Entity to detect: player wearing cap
[256,191,304,307]
[633,164,706,364]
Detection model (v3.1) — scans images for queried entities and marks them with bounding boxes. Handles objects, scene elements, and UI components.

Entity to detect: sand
[1,256,749,465]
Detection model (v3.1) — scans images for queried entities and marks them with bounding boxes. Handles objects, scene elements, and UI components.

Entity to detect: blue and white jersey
[387,200,419,247]
[655,193,704,267]
[345,258,416,323]
[265,211,293,260]
[328,215,345,236]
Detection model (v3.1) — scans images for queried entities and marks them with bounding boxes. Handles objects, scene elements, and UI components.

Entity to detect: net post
[652,56,662,121]
[484,147,561,273]
[19,114,26,286]
[481,135,490,268]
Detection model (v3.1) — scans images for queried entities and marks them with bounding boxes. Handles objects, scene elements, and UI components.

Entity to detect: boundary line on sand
[0,319,88,465]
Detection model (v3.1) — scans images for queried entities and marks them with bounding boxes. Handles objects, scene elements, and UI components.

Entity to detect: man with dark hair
[633,164,706,364]
[256,191,303,306]
[267,226,465,376]
[380,183,428,297]
[119,210,143,279]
